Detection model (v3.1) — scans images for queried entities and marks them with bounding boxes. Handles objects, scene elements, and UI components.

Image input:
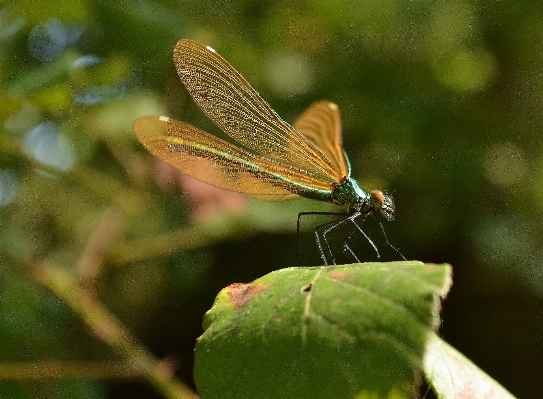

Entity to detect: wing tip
[175,38,216,55]
[174,38,199,56]
[133,116,169,142]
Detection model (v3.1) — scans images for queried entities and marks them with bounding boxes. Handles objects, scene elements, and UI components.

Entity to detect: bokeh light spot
[431,47,497,93]
[0,170,18,207]
[22,122,76,172]
[27,18,83,62]
[483,141,526,186]
[265,53,314,96]
[73,84,126,105]
[72,54,101,69]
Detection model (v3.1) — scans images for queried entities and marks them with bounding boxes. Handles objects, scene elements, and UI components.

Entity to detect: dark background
[1,1,542,398]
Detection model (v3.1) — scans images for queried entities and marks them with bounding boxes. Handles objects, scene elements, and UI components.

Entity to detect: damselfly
[133,39,403,265]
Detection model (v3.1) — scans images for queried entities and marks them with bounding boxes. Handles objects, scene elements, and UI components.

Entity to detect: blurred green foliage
[1,0,542,398]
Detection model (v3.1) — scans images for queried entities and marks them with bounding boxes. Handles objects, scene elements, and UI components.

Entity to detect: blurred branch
[108,217,262,264]
[31,262,199,399]
[0,361,141,380]
[76,205,125,284]
[107,226,212,264]
[69,164,144,215]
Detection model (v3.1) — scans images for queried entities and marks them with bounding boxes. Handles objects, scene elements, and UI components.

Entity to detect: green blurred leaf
[195,261,451,399]
[423,332,517,399]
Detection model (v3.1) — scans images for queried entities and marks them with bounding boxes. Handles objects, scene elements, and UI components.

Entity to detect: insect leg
[376,218,406,260]
[340,221,360,262]
[318,214,356,266]
[297,212,346,266]
[349,213,381,259]
[343,241,360,263]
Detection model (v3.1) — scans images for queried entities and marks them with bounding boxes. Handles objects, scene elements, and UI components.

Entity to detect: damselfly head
[370,190,395,221]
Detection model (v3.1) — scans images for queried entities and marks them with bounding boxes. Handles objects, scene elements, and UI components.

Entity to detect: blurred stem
[108,226,214,265]
[0,361,142,380]
[68,163,144,215]
[76,205,125,284]
[31,262,198,399]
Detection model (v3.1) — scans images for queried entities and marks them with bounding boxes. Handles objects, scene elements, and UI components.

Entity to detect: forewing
[133,116,333,201]
[173,39,341,181]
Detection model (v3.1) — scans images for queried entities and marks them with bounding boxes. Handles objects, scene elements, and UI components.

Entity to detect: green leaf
[423,332,517,399]
[194,261,452,399]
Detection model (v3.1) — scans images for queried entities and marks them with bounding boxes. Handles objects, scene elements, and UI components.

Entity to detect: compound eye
[370,190,385,207]
[370,190,395,221]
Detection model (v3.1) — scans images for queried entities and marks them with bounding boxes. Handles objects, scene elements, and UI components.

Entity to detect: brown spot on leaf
[300,283,313,293]
[227,283,267,308]
[328,271,350,281]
